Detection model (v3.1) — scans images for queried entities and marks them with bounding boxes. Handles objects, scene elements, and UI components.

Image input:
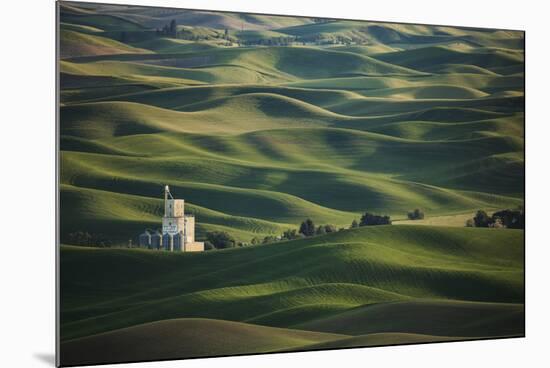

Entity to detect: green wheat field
[58,1,525,365]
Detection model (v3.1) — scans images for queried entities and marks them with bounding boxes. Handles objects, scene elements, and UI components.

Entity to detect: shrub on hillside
[206,231,236,249]
[407,209,425,220]
[316,225,326,235]
[282,229,303,240]
[262,235,279,244]
[359,212,392,226]
[324,224,337,233]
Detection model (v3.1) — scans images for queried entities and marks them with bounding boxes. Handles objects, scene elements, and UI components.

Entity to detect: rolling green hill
[58,2,524,364]
[60,225,524,364]
[61,226,523,337]
[59,29,152,59]
[61,318,346,365]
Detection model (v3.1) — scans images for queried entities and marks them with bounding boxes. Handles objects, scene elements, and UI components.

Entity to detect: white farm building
[138,185,204,252]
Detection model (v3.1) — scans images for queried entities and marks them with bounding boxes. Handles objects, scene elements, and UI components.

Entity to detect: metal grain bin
[163,233,173,251]
[138,230,151,248]
[151,231,163,250]
[173,231,184,251]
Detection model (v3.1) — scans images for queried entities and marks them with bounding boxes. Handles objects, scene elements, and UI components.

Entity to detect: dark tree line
[466,208,524,229]
[298,219,341,237]
[66,231,112,248]
[157,19,177,37]
[206,211,393,250]
[358,212,392,226]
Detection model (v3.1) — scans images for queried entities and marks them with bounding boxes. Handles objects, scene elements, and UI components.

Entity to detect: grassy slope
[58,77,523,243]
[61,318,346,365]
[297,300,524,337]
[59,29,152,59]
[371,45,524,74]
[60,225,524,341]
[58,6,525,362]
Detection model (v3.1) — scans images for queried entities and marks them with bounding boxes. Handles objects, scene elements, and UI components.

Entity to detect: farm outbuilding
[137,186,204,252]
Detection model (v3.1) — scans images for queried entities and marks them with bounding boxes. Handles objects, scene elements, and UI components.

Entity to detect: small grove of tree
[299,218,316,237]
[466,208,524,229]
[262,235,281,244]
[282,229,303,240]
[316,224,337,235]
[316,225,326,235]
[407,209,425,220]
[359,212,392,226]
[156,20,178,38]
[206,231,236,249]
[473,210,493,227]
[248,219,340,247]
[67,231,112,247]
[493,208,525,229]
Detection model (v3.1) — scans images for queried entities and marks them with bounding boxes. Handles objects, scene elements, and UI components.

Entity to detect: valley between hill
[58,1,524,364]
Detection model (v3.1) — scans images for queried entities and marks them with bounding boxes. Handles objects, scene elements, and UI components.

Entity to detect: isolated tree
[206,231,236,249]
[224,28,229,39]
[169,19,177,37]
[299,218,316,237]
[350,219,359,228]
[407,208,425,220]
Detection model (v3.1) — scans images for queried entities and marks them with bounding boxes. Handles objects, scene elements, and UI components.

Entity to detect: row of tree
[66,231,112,248]
[298,219,341,237]
[203,210,394,250]
[156,20,178,38]
[152,19,365,47]
[466,209,524,229]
